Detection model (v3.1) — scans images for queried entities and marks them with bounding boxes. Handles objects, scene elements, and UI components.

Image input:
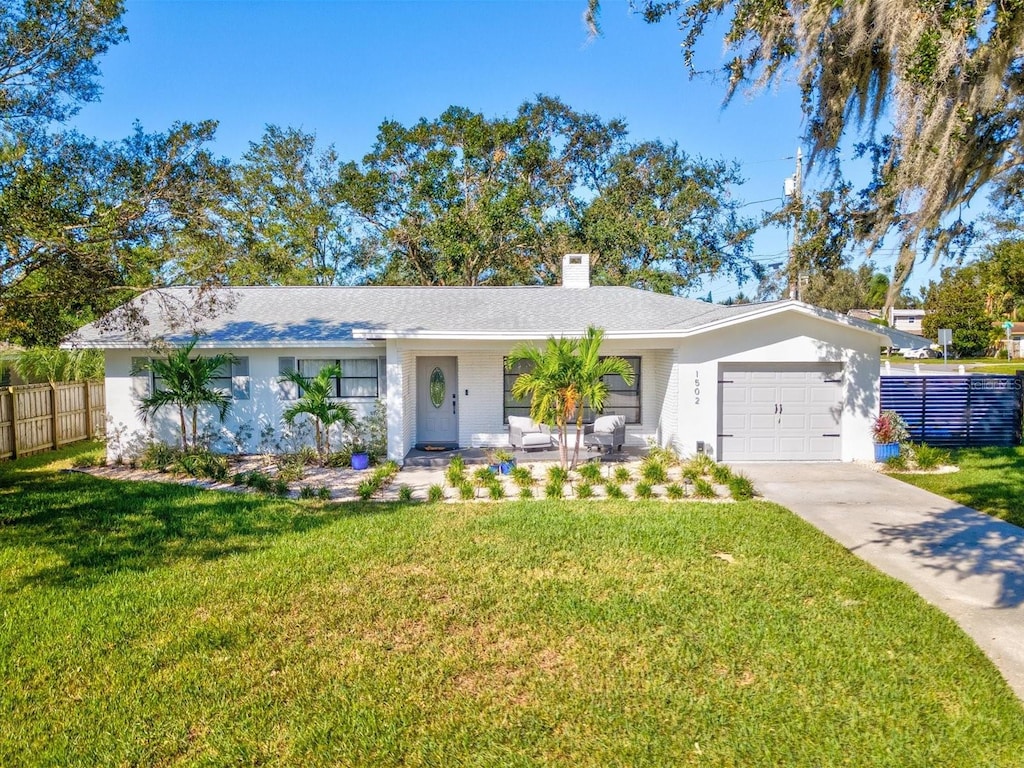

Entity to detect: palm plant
[507,325,634,469]
[279,363,356,462]
[507,334,580,469]
[11,347,104,384]
[134,338,235,451]
[570,326,634,468]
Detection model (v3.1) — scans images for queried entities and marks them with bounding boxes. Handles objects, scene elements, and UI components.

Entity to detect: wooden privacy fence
[0,381,106,460]
[879,373,1024,447]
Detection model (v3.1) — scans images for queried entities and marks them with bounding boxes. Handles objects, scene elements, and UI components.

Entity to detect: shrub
[912,443,950,470]
[298,483,333,501]
[665,483,685,500]
[357,480,376,501]
[547,465,570,485]
[272,476,290,496]
[458,482,475,501]
[681,466,701,483]
[488,482,505,500]
[634,481,654,499]
[446,456,466,486]
[645,442,678,467]
[545,480,564,499]
[640,459,668,484]
[325,448,352,468]
[692,478,717,499]
[519,487,534,499]
[884,453,909,471]
[728,473,755,501]
[276,454,306,483]
[613,466,632,484]
[474,466,496,486]
[295,445,319,466]
[604,482,625,499]
[427,484,445,503]
[710,463,733,485]
[578,461,603,483]
[510,465,535,488]
[872,410,910,444]
[576,482,594,499]
[398,484,414,503]
[169,450,229,481]
[687,454,716,475]
[138,442,178,471]
[240,470,273,494]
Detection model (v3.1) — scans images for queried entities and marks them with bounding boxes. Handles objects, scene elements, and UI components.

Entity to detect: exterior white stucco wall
[672,311,881,462]
[104,346,385,460]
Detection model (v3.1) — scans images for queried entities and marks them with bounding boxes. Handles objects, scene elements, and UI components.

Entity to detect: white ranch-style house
[70,254,889,463]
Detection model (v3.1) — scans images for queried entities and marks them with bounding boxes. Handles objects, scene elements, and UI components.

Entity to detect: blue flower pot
[874,443,900,462]
[499,461,515,475]
[351,452,370,470]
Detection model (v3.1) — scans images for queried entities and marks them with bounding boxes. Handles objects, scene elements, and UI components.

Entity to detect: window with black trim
[502,356,640,424]
[151,356,250,401]
[296,358,379,399]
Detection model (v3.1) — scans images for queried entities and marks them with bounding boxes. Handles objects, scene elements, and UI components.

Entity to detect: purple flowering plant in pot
[871,410,909,462]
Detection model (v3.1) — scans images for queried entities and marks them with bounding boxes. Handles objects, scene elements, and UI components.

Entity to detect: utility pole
[785,147,803,300]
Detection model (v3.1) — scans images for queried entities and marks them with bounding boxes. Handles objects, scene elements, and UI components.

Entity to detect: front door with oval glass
[416,357,458,449]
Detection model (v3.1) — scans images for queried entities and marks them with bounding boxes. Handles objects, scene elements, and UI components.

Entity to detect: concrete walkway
[735,463,1024,700]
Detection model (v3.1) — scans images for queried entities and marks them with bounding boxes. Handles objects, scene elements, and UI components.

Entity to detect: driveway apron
[734,462,1024,701]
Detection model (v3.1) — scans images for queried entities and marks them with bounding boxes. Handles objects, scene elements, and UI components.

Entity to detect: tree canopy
[217,125,358,286]
[0,0,126,130]
[339,97,758,292]
[587,0,1024,304]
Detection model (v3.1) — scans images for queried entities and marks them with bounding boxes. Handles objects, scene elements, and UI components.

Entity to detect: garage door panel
[749,414,777,430]
[719,365,843,461]
[808,436,841,458]
[809,387,842,404]
[809,411,840,429]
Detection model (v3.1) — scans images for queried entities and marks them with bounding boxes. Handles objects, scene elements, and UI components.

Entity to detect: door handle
[452,393,456,414]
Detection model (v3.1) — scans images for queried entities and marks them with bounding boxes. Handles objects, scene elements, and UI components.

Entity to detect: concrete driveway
[734,462,1024,701]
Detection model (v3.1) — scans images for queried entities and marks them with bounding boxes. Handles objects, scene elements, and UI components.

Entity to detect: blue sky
[70,0,946,299]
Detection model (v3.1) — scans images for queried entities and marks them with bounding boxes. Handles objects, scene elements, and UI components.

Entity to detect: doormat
[419,445,451,452]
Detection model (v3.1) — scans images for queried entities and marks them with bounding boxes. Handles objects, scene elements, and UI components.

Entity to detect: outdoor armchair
[507,415,554,451]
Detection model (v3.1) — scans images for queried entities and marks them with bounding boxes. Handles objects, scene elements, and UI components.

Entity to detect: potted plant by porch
[349,440,371,471]
[492,448,516,475]
[872,410,909,462]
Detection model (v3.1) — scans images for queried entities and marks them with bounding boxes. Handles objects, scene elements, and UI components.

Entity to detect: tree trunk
[571,411,584,469]
[191,409,198,451]
[178,405,188,451]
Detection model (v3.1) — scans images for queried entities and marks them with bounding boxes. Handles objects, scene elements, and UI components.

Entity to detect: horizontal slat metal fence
[880,374,1024,447]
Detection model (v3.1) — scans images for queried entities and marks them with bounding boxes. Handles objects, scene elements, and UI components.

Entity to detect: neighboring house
[888,308,928,336]
[846,309,932,352]
[996,322,1024,359]
[67,254,889,463]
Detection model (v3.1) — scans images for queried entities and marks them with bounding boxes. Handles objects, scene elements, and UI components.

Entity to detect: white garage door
[718,364,843,461]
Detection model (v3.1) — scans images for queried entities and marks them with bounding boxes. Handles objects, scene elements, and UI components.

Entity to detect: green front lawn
[893,446,1024,527]
[3,444,1024,766]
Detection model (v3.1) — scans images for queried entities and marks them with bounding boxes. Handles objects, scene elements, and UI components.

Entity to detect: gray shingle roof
[66,285,876,348]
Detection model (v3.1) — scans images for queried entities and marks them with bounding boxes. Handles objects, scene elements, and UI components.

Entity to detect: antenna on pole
[784,146,803,300]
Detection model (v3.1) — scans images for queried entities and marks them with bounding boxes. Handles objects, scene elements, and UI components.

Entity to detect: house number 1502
[694,370,700,405]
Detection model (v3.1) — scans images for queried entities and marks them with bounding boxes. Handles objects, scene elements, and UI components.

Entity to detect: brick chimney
[562,253,590,289]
